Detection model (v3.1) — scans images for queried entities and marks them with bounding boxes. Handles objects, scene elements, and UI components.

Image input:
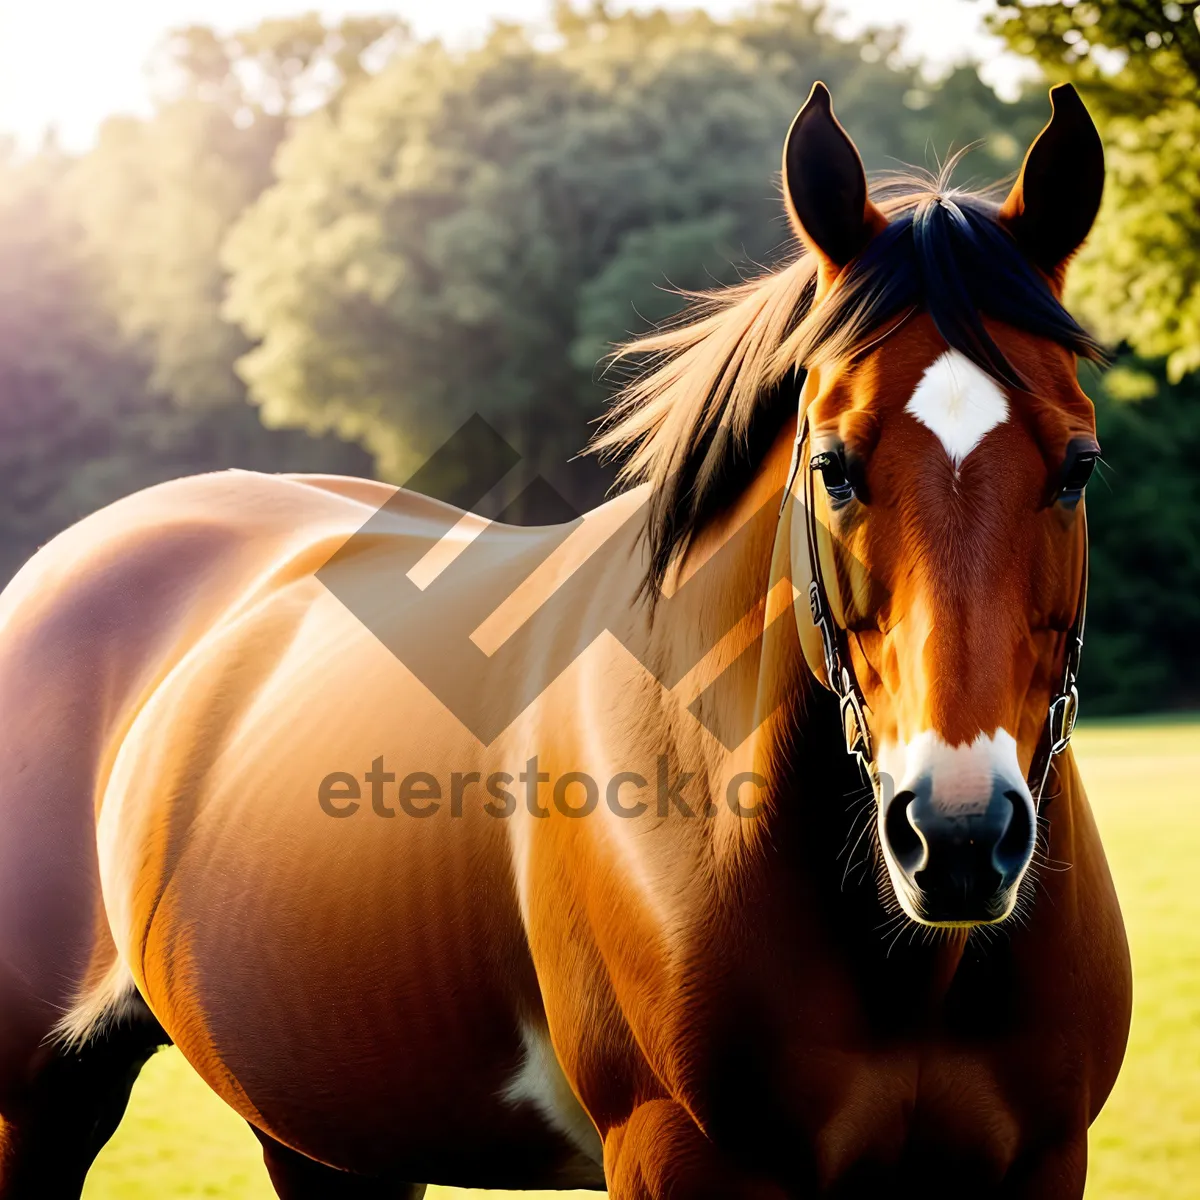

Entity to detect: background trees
[70,16,407,411]
[224,4,1044,494]
[0,1,1194,713]
[993,0,1200,380]
[990,0,1200,711]
[1081,362,1200,711]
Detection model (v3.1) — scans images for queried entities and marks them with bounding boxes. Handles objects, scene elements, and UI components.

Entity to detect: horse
[0,81,1130,1198]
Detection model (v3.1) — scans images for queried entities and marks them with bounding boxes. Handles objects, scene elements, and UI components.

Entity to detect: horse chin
[882,861,1024,931]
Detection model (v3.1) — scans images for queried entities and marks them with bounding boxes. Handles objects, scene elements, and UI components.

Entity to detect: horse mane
[591,160,1106,594]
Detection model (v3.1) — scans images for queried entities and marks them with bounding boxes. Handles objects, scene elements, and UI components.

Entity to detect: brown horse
[0,83,1129,1198]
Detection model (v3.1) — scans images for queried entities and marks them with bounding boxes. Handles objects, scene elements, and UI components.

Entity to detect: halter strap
[781,405,1088,810]
[782,412,875,785]
[1027,520,1088,808]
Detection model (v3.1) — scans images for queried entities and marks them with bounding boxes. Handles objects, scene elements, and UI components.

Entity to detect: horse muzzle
[877,737,1037,926]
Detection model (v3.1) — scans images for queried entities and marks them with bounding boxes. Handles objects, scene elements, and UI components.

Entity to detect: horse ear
[1000,84,1105,277]
[783,82,886,272]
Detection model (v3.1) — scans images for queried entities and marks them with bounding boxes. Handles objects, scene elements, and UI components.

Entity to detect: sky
[0,1,1029,150]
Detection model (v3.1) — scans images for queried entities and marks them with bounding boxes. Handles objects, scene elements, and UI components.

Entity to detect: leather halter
[781,406,1088,810]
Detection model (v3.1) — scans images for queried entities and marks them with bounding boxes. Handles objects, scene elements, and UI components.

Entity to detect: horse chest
[667,937,1092,1195]
[695,1019,1056,1193]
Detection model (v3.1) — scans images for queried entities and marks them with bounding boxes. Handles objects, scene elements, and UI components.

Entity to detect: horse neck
[632,415,853,865]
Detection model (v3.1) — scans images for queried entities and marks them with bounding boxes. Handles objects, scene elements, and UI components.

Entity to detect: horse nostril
[993,789,1034,881]
[891,777,1033,922]
[884,790,924,875]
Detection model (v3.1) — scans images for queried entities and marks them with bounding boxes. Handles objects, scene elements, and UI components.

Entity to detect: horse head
[783,83,1103,926]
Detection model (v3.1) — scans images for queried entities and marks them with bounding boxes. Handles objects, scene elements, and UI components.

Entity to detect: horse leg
[253,1128,427,1200]
[0,1010,167,1199]
[1003,1134,1087,1199]
[604,1099,786,1200]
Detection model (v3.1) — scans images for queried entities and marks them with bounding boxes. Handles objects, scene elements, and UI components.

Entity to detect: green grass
[1072,721,1200,1198]
[83,721,1200,1199]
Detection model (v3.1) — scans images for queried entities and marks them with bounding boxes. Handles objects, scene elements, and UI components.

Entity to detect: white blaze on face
[905,349,1009,467]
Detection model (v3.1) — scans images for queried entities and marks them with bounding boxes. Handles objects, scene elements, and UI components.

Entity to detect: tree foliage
[224,2,1045,485]
[992,1,1200,380]
[0,137,369,581]
[69,15,407,410]
[1083,359,1200,713]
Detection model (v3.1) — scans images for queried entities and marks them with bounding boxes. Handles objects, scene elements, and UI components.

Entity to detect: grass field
[82,720,1200,1199]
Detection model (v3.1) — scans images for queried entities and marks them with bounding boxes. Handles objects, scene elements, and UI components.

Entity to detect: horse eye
[1058,450,1098,506]
[811,451,855,505]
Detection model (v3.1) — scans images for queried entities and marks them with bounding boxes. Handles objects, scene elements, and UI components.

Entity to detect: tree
[0,140,370,583]
[69,15,407,411]
[224,0,1045,498]
[8,0,1184,715]
[0,140,153,579]
[992,0,1200,110]
[1082,359,1200,713]
[991,1,1200,379]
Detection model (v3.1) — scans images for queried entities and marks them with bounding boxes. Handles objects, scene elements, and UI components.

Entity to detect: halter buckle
[1048,685,1079,756]
[839,677,871,763]
[808,581,841,692]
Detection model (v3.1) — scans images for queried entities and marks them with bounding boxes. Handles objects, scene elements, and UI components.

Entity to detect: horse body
[0,83,1132,1198]
[0,466,619,1188]
[0,431,1127,1197]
